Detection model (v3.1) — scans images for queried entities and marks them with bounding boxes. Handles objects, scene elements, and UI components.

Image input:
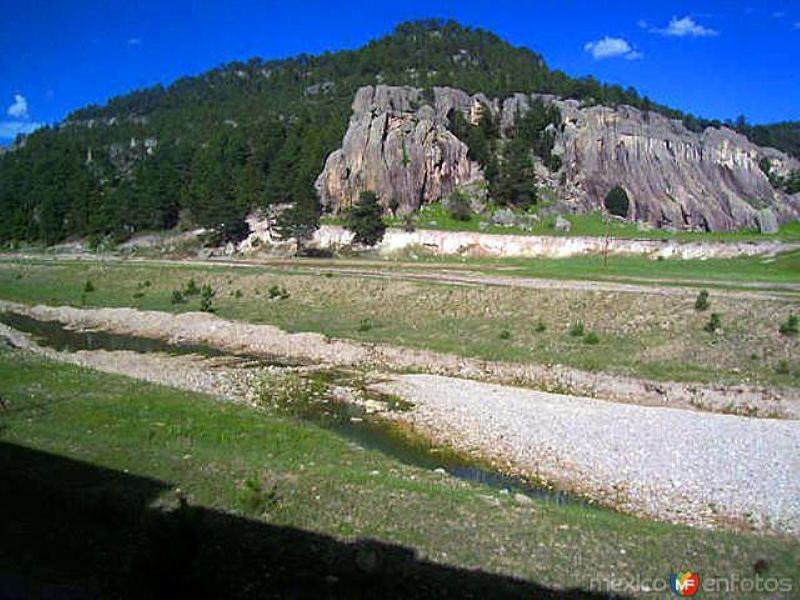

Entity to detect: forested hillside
[0,19,797,245]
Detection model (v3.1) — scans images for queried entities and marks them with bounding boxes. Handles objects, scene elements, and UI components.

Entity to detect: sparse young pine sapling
[704,313,722,333]
[184,278,200,296]
[569,321,585,337]
[83,280,95,293]
[694,290,710,311]
[584,332,600,345]
[200,284,215,312]
[779,313,798,336]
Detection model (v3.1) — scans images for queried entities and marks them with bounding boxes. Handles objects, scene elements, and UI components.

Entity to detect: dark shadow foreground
[0,441,624,599]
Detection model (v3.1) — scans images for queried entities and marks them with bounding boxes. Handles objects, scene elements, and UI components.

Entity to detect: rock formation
[316,85,800,231]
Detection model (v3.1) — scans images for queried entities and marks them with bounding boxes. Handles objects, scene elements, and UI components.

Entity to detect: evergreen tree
[346,191,386,246]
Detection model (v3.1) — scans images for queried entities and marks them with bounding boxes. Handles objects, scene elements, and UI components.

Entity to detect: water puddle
[2,311,582,505]
[0,312,299,367]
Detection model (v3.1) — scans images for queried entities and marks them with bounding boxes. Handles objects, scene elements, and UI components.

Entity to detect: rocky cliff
[316,85,800,231]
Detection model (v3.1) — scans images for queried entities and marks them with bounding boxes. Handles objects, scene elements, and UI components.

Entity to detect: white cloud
[7,94,29,119]
[772,11,786,18]
[652,16,719,37]
[637,19,649,29]
[0,121,43,139]
[794,21,800,29]
[584,37,641,60]
[127,37,142,46]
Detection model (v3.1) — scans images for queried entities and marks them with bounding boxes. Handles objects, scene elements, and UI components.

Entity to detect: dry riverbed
[377,374,800,536]
[1,299,797,418]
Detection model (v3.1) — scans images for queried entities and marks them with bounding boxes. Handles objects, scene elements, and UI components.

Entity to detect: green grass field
[1,349,797,598]
[0,257,797,388]
[325,208,800,243]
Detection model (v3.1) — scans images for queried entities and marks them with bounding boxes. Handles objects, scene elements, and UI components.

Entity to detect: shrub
[357,318,372,332]
[534,321,547,333]
[236,475,280,517]
[704,313,722,333]
[234,289,243,299]
[268,284,290,300]
[775,360,791,375]
[584,332,600,345]
[499,329,511,340]
[133,291,145,299]
[569,321,585,337]
[604,186,629,218]
[779,313,798,336]
[694,290,710,311]
[171,290,186,305]
[445,189,473,222]
[83,280,95,293]
[199,284,215,312]
[256,372,329,411]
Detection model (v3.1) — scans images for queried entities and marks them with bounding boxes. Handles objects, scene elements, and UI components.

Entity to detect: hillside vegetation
[0,19,798,246]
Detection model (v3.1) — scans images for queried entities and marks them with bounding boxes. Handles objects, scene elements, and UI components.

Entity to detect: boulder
[756,208,779,234]
[491,208,517,227]
[554,216,572,232]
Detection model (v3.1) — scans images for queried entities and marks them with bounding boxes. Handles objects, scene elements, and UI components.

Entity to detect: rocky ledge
[316,85,800,232]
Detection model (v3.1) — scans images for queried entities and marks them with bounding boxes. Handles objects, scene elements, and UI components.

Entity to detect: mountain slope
[0,19,798,244]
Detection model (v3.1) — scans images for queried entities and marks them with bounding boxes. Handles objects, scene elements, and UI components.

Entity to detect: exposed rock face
[315,86,483,215]
[556,102,799,231]
[316,85,800,231]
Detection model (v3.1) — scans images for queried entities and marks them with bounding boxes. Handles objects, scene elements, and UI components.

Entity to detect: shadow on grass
[0,441,626,599]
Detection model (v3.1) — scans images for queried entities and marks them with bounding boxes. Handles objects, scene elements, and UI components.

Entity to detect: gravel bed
[377,374,800,535]
[1,300,796,418]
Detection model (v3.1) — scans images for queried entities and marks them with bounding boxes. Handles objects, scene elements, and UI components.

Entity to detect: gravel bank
[1,300,796,418]
[377,374,800,535]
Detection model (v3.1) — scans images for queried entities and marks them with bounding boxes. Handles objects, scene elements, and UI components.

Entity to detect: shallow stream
[1,310,581,505]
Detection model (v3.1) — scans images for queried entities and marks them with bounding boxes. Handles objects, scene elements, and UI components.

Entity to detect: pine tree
[346,191,386,246]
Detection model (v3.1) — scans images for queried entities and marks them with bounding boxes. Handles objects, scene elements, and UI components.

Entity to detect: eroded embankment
[1,299,797,418]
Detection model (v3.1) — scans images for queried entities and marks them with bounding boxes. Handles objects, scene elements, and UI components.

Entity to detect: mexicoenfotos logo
[670,571,700,596]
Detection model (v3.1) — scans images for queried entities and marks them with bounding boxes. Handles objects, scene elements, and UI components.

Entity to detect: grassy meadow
[1,349,798,598]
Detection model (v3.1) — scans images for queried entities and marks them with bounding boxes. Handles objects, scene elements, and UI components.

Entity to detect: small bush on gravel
[199,284,215,313]
[779,314,798,336]
[499,329,511,340]
[569,321,585,337]
[584,332,600,345]
[704,313,722,333]
[256,372,329,411]
[534,321,547,333]
[694,290,710,311]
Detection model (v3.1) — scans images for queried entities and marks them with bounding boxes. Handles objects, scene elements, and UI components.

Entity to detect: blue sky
[1,0,798,141]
